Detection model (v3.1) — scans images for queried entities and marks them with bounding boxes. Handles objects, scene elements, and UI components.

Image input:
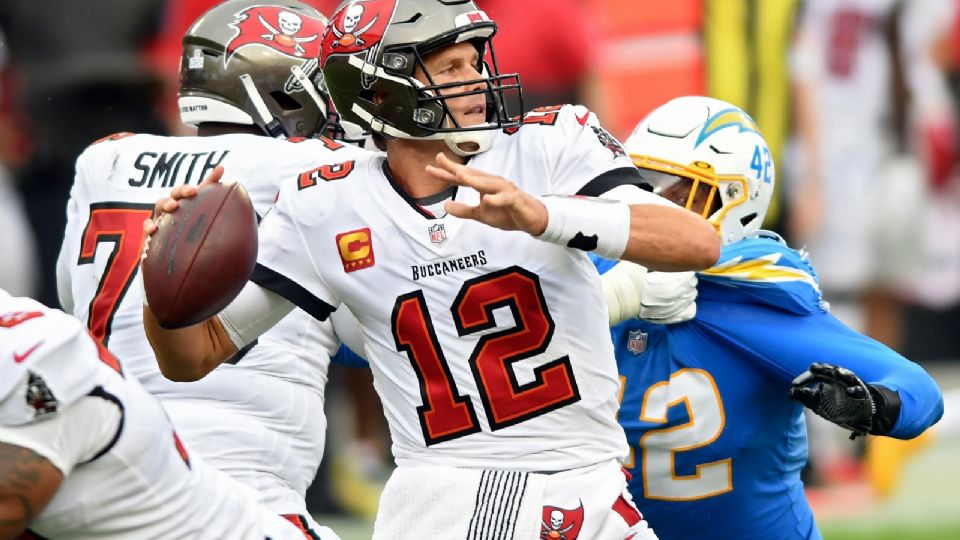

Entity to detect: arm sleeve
[0,394,122,476]
[251,180,339,322]
[218,281,296,351]
[707,306,944,439]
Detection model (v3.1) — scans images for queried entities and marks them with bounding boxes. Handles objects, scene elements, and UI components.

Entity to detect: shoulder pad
[698,233,826,314]
[0,296,105,425]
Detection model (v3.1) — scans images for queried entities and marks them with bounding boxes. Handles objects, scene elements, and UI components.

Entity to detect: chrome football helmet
[179,0,330,138]
[320,0,522,156]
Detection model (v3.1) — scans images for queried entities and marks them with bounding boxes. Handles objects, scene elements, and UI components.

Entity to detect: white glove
[641,270,698,324]
[601,261,698,325]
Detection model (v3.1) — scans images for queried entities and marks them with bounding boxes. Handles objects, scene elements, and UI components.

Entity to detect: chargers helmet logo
[224,5,325,65]
[694,108,761,149]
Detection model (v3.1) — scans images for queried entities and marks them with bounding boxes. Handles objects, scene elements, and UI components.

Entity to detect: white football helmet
[624,96,775,245]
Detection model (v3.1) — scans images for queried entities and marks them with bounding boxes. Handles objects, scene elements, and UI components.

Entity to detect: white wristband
[535,195,631,259]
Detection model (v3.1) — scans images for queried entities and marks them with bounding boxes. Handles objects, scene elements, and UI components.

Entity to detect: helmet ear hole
[269,91,303,112]
[739,213,758,227]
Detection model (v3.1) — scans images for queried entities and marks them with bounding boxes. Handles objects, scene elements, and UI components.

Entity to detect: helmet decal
[694,108,761,149]
[224,5,325,66]
[322,0,398,58]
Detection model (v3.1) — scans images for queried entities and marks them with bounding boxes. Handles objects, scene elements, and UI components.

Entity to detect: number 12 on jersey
[392,267,581,445]
[621,369,732,501]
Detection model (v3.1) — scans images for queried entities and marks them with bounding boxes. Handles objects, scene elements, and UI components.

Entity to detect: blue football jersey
[595,233,943,540]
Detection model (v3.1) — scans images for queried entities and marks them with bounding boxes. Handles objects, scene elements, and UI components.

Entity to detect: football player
[0,289,307,539]
[596,96,944,540]
[141,1,721,538]
[55,1,369,537]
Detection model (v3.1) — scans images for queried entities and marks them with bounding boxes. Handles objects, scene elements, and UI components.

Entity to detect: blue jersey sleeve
[331,344,369,368]
[698,301,943,439]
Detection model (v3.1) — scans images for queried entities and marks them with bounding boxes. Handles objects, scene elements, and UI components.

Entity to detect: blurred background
[1,1,958,538]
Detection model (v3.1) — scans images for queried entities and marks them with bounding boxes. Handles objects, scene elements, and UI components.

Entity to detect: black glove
[789,363,900,439]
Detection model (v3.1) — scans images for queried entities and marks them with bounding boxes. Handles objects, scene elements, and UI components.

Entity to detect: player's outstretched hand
[425,153,548,236]
[142,165,225,238]
[789,362,877,439]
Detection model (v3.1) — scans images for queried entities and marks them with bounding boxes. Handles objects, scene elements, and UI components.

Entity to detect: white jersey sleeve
[56,152,93,314]
[0,295,110,426]
[0,393,121,476]
[531,104,640,197]
[251,176,341,321]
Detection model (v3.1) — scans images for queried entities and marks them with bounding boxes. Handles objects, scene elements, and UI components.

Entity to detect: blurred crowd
[1,0,958,517]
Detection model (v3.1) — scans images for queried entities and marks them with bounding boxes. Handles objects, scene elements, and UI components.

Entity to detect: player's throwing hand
[426,152,549,236]
[142,165,225,237]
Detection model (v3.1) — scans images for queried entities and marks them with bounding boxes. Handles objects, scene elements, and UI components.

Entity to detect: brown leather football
[142,182,257,329]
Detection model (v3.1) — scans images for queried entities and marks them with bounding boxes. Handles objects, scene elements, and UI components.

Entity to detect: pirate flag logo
[540,501,584,540]
[323,0,397,56]
[224,5,325,66]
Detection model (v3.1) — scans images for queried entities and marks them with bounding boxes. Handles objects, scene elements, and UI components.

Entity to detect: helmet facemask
[362,35,521,155]
[633,155,751,237]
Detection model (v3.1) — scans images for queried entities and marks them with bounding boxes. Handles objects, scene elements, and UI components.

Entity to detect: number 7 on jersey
[78,202,155,344]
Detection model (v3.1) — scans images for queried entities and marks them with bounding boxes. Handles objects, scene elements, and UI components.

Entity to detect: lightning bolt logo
[701,253,819,289]
[694,108,761,148]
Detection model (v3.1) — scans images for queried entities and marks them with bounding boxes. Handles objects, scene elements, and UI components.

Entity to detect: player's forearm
[143,306,237,382]
[872,362,944,439]
[622,204,720,271]
[0,443,62,540]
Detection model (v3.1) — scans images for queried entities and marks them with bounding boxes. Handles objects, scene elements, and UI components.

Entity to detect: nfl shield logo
[428,223,447,246]
[627,329,647,354]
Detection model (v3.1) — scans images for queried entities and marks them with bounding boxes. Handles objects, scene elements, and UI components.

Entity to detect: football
[142,182,258,329]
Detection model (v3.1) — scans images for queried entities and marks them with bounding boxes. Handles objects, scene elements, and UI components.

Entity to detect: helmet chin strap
[290,64,329,130]
[444,129,492,157]
[239,74,287,138]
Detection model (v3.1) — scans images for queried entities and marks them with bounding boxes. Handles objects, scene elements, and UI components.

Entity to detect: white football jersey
[0,291,302,540]
[792,0,898,163]
[58,131,371,513]
[254,105,650,471]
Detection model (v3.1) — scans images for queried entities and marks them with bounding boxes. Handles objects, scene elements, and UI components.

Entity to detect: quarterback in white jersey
[143,1,720,538]
[0,290,304,540]
[56,1,368,536]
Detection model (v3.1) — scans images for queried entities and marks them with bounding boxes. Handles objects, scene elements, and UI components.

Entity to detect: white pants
[373,459,657,540]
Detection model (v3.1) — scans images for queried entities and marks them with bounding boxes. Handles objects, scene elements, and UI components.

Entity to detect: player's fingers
[444,201,479,220]
[153,197,179,219]
[199,165,225,187]
[788,385,820,407]
[482,191,514,207]
[425,164,460,184]
[833,367,862,386]
[790,370,816,387]
[143,218,157,235]
[809,362,837,377]
[435,153,503,193]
